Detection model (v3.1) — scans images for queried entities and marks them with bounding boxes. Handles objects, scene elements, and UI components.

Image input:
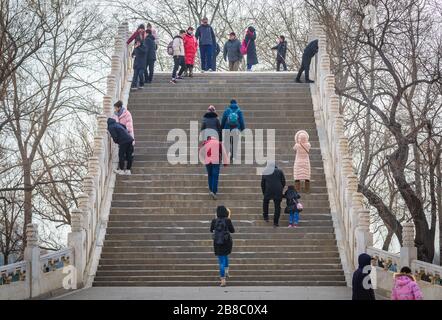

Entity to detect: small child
[391,266,423,300]
[284,185,301,228]
[293,130,311,192]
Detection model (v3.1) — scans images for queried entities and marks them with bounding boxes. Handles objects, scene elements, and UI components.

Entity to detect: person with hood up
[195,17,217,72]
[261,162,286,227]
[183,27,198,77]
[143,29,157,84]
[221,100,246,162]
[107,118,134,175]
[244,26,258,71]
[271,35,288,71]
[293,130,311,193]
[352,253,376,300]
[391,266,423,300]
[201,105,221,140]
[210,205,235,287]
[295,39,318,83]
[112,100,134,143]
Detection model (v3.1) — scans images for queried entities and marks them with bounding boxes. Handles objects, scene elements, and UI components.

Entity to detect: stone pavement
[55,286,352,300]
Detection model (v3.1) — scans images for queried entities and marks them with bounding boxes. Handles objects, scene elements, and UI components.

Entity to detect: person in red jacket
[183,27,198,77]
[127,24,146,45]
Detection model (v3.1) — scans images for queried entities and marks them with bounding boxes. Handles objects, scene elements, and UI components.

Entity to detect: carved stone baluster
[400,222,417,268]
[24,224,41,298]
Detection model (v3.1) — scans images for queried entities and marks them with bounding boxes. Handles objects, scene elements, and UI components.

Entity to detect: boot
[189,66,194,78]
[304,180,310,193]
[220,277,226,287]
[294,180,301,192]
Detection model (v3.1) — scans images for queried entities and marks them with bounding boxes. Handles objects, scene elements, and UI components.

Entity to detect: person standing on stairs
[131,39,147,90]
[195,17,216,72]
[295,39,318,83]
[220,100,246,162]
[261,162,286,227]
[210,206,235,287]
[243,26,258,71]
[223,32,242,71]
[113,100,135,143]
[283,185,301,228]
[170,30,186,84]
[271,35,288,71]
[183,27,198,77]
[201,105,222,141]
[127,24,146,45]
[144,29,157,84]
[107,118,134,175]
[199,133,229,200]
[293,130,311,193]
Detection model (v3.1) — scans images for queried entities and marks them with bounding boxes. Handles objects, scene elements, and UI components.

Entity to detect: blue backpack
[227,108,240,127]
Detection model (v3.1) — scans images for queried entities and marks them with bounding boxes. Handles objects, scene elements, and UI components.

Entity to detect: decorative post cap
[402,222,415,248]
[26,223,39,247]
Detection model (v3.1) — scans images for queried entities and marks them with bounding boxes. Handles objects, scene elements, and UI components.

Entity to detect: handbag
[240,39,250,55]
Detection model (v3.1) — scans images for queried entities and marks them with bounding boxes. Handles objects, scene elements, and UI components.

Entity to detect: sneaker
[306,79,314,83]
[273,223,279,228]
[288,224,293,228]
[130,87,138,91]
[293,223,298,228]
[295,78,302,83]
[170,79,177,84]
[210,192,217,200]
[124,170,132,175]
[177,76,184,80]
[263,215,269,222]
[113,169,124,175]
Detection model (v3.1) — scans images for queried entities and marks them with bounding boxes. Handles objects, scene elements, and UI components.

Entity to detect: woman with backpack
[210,206,235,287]
[293,130,311,193]
[243,26,258,71]
[283,185,301,228]
[220,100,246,162]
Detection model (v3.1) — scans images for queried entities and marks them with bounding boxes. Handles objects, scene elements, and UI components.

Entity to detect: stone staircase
[93,73,346,287]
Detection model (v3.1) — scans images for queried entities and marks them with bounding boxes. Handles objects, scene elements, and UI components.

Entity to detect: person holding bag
[293,130,311,193]
[242,26,258,71]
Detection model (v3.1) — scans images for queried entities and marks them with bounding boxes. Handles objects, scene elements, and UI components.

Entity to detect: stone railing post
[68,208,87,288]
[23,223,41,298]
[400,222,417,268]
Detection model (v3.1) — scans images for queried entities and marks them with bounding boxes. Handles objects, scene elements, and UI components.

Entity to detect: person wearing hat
[201,105,221,140]
[210,206,235,287]
[223,32,242,71]
[183,26,198,77]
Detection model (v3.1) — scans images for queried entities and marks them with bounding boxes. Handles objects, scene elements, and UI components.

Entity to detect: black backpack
[213,218,231,245]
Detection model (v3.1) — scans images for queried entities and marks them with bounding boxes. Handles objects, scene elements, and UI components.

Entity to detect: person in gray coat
[244,26,258,71]
[223,32,242,71]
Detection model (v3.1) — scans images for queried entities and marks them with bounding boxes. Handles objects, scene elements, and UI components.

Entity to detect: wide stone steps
[94,73,345,287]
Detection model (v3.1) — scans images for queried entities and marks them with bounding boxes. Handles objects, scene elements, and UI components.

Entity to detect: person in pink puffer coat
[293,130,311,193]
[113,100,135,144]
[391,267,423,300]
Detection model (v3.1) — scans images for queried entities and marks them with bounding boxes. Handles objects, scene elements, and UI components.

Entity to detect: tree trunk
[22,159,32,249]
[382,227,394,251]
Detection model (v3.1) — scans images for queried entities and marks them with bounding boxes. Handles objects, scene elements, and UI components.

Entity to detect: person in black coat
[210,206,235,287]
[143,29,157,84]
[261,162,286,227]
[131,40,147,90]
[352,253,376,300]
[244,26,258,71]
[295,39,318,83]
[201,105,221,140]
[107,118,134,175]
[271,35,288,71]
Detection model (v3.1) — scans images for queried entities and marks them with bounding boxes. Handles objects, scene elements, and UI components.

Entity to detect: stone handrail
[0,261,27,285]
[367,246,399,272]
[40,248,72,273]
[412,260,442,285]
[309,21,373,286]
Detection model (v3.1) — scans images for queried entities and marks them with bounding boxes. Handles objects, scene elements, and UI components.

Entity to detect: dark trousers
[172,56,185,79]
[277,59,287,71]
[206,163,220,194]
[131,68,144,88]
[200,44,213,71]
[144,60,155,83]
[118,142,134,170]
[263,197,282,225]
[296,55,313,81]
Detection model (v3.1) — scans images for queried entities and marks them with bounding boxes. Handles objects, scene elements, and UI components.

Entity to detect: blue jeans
[289,210,300,225]
[200,45,213,71]
[206,164,220,194]
[217,255,229,277]
[132,68,144,87]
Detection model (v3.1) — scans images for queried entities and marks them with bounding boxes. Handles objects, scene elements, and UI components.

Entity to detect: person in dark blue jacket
[143,29,157,84]
[131,40,147,90]
[352,253,376,300]
[107,118,135,175]
[221,100,245,162]
[295,39,318,83]
[195,17,216,72]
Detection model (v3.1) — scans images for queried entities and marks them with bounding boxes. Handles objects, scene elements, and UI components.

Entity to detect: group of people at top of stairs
[199,102,311,229]
[127,18,319,89]
[352,253,424,300]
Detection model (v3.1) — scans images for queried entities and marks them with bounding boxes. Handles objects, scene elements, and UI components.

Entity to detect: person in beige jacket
[293,130,311,192]
[170,30,186,84]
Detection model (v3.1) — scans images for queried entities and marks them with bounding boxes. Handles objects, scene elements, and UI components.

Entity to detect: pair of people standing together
[222,27,258,71]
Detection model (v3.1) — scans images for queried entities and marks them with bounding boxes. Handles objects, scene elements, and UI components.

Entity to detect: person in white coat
[170,30,186,84]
